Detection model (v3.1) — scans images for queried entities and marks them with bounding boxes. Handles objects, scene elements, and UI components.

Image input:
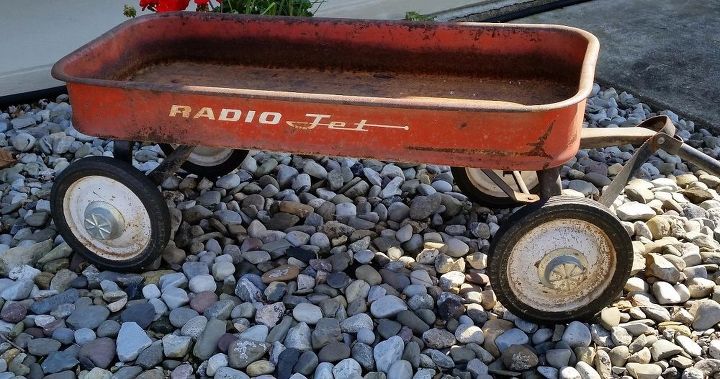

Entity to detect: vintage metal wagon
[50,12,720,322]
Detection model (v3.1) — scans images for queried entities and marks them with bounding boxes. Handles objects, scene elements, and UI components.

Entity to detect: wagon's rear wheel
[50,156,170,271]
[488,196,632,323]
[160,144,248,178]
[451,167,539,207]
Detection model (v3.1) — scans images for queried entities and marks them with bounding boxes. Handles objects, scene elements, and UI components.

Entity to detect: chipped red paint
[52,12,599,170]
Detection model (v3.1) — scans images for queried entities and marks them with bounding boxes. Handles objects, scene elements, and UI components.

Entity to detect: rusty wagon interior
[63,14,592,106]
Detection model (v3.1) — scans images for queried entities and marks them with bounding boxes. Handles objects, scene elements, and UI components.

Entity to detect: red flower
[194,0,210,5]
[139,0,159,10]
[155,0,190,12]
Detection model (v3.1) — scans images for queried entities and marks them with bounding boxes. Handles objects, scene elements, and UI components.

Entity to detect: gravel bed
[0,84,719,379]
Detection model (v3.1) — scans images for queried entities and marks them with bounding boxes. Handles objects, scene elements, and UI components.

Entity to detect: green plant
[404,11,434,21]
[123,4,138,17]
[219,0,322,16]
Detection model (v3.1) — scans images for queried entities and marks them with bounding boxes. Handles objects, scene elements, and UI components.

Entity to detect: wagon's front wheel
[50,156,170,271]
[488,196,632,323]
[451,167,539,207]
[160,144,248,178]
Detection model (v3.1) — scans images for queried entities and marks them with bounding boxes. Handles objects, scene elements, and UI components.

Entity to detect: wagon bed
[129,62,576,106]
[53,12,599,170]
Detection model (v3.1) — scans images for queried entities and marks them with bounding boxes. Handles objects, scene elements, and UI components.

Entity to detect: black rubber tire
[451,167,540,207]
[50,156,170,271]
[488,196,633,323]
[159,144,248,178]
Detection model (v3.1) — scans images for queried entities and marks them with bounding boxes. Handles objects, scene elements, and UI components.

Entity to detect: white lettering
[169,106,409,133]
[193,107,215,120]
[169,105,191,118]
[293,114,331,129]
[219,108,242,121]
[244,110,256,123]
[259,112,282,125]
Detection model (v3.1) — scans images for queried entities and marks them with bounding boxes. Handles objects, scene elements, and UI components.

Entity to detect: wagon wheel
[451,167,539,207]
[488,196,632,323]
[50,156,170,271]
[160,144,248,178]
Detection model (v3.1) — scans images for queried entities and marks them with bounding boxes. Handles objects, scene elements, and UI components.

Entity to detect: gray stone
[374,336,404,373]
[163,334,193,358]
[318,342,351,363]
[161,286,189,309]
[559,366,582,379]
[409,195,441,220]
[292,303,323,324]
[42,347,80,374]
[370,295,407,318]
[215,367,250,379]
[0,279,33,300]
[649,339,683,361]
[312,318,342,349]
[285,322,312,350]
[495,328,529,352]
[562,321,592,348]
[341,313,374,333]
[333,358,362,378]
[216,173,242,189]
[116,322,152,362]
[691,299,720,330]
[501,345,539,371]
[10,132,36,151]
[576,361,601,379]
[227,338,269,369]
[136,341,163,369]
[67,305,110,330]
[616,202,656,221]
[387,360,413,379]
[27,338,61,356]
[422,328,456,349]
[79,337,115,369]
[546,349,572,368]
[455,324,484,344]
[0,239,53,275]
[625,363,662,379]
[193,318,227,360]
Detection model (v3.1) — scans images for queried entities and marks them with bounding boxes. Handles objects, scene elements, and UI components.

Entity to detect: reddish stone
[1,303,26,323]
[261,265,300,284]
[25,327,45,338]
[190,291,218,313]
[217,333,239,353]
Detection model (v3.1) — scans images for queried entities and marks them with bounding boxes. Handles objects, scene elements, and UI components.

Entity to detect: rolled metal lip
[51,11,599,114]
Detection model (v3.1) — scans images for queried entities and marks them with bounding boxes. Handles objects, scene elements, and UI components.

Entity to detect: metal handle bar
[677,143,720,178]
[580,115,720,206]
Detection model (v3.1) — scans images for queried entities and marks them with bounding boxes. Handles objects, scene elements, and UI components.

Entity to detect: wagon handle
[583,115,720,207]
[676,143,720,179]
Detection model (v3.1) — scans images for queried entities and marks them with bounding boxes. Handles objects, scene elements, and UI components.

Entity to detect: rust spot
[405,145,520,157]
[524,121,555,159]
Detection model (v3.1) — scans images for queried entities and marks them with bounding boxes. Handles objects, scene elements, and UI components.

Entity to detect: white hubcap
[506,218,616,313]
[465,169,538,198]
[171,145,234,167]
[63,176,152,261]
[83,201,125,240]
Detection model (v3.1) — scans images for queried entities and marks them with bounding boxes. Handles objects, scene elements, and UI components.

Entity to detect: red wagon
[50,12,720,322]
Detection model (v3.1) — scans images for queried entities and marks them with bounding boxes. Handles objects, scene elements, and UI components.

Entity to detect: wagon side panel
[67,84,584,170]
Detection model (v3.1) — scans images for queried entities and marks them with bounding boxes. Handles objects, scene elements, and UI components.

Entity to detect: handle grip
[677,144,720,178]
